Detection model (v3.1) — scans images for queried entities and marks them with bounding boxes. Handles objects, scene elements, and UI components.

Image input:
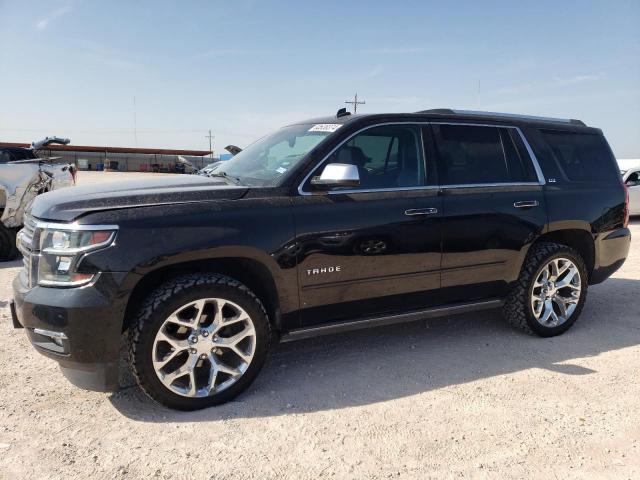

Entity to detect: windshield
[218,124,334,186]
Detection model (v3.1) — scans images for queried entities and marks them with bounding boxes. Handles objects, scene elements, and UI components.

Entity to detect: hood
[30,175,248,222]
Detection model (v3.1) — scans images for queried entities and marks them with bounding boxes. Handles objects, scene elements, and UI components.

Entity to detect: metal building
[0,142,213,172]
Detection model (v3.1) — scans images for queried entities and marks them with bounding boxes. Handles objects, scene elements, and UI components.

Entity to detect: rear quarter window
[540,130,619,183]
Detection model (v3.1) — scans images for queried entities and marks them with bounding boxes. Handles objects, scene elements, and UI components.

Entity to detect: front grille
[17,214,40,288]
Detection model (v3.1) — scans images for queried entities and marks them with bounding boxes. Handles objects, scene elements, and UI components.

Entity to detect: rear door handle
[513,200,539,209]
[405,207,438,216]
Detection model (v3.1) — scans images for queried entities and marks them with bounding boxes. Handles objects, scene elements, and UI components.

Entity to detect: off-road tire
[0,224,19,261]
[128,273,271,410]
[503,242,588,337]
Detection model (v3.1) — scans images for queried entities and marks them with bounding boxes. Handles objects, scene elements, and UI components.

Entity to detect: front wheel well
[122,258,281,333]
[533,229,595,278]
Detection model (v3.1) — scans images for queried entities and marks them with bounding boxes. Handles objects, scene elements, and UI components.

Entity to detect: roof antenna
[336,107,351,118]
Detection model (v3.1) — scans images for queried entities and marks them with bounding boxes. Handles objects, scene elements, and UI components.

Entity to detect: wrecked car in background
[0,137,76,260]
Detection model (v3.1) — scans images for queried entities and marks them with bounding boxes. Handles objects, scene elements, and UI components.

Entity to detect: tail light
[622,181,630,228]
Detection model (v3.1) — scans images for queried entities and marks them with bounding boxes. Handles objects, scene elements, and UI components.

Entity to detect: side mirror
[625,176,639,187]
[225,145,242,156]
[311,163,360,189]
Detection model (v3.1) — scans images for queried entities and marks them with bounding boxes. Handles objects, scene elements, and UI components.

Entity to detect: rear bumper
[11,271,129,392]
[591,227,631,284]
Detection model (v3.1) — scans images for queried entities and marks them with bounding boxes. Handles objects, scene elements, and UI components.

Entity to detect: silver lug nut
[189,348,197,354]
[201,330,209,337]
[200,354,207,360]
[189,336,198,344]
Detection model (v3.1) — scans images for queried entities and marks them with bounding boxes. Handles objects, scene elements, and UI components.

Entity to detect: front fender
[77,196,298,317]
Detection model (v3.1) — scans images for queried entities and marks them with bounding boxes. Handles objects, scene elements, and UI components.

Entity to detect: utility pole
[205,130,214,158]
[133,96,138,146]
[345,93,365,114]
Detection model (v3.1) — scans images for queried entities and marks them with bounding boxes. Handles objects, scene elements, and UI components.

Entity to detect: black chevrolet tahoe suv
[10,109,631,410]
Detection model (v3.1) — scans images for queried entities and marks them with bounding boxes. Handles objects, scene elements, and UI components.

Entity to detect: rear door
[431,123,547,303]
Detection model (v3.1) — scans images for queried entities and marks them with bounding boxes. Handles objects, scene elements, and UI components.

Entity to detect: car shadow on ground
[109,276,640,422]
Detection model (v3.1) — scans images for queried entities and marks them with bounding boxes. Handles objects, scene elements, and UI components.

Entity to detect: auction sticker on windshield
[308,124,342,133]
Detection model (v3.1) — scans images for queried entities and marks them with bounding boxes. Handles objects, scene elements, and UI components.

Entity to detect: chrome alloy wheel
[530,257,582,328]
[152,298,256,397]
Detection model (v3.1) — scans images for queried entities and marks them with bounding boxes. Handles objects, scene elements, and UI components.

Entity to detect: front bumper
[11,271,130,392]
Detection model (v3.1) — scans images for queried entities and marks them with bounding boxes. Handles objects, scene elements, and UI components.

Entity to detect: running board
[280,299,504,342]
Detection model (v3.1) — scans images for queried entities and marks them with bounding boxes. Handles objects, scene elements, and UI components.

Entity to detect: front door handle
[405,207,438,216]
[513,200,539,209]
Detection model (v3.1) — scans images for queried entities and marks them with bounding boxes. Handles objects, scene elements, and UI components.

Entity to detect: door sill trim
[281,299,504,342]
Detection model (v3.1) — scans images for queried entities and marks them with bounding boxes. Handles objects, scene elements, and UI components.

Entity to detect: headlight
[37,227,117,287]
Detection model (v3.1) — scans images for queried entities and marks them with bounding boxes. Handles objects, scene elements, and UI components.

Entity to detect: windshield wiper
[206,172,242,186]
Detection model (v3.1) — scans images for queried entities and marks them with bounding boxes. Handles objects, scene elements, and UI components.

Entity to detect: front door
[430,123,548,303]
[293,124,442,327]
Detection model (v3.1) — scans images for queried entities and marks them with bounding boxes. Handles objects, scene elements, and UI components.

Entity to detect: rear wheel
[0,224,19,261]
[128,273,271,410]
[504,242,588,337]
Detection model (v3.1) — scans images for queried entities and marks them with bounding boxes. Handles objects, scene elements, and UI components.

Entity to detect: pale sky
[1,0,639,157]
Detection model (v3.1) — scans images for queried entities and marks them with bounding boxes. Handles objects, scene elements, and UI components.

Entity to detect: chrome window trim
[309,185,441,195]
[440,182,541,189]
[514,128,546,185]
[297,121,546,196]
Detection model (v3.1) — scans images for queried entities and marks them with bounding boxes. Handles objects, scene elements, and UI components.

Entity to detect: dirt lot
[0,178,638,478]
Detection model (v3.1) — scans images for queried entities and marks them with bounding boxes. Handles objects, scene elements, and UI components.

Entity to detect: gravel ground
[0,206,638,478]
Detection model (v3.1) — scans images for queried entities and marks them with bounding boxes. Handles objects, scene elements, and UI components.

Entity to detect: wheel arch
[533,228,595,278]
[122,255,286,334]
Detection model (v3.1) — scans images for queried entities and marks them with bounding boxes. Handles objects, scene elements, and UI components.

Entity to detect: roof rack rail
[416,109,586,126]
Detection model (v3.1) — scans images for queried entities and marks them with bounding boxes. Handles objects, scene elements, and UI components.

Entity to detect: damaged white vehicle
[0,137,76,260]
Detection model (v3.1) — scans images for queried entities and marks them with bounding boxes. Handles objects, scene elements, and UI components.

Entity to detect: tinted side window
[433,125,537,185]
[540,130,618,182]
[322,125,425,190]
[0,151,12,163]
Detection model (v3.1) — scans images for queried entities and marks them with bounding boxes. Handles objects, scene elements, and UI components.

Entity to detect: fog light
[31,328,69,354]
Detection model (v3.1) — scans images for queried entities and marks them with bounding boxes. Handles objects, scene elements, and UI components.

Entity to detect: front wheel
[128,273,271,410]
[504,242,588,337]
